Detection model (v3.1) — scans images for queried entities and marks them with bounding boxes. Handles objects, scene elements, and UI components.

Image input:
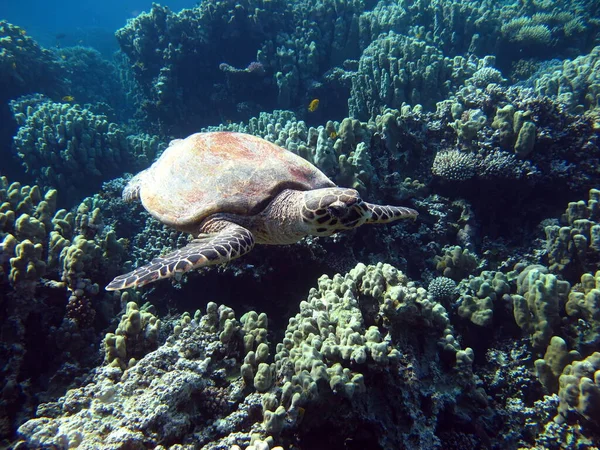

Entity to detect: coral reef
[533,46,600,114]
[115,2,290,134]
[545,188,600,279]
[557,352,600,428]
[104,300,161,370]
[54,46,129,119]
[9,95,165,205]
[348,32,476,120]
[9,96,128,203]
[2,1,600,447]
[0,176,129,437]
[0,21,64,106]
[15,262,491,448]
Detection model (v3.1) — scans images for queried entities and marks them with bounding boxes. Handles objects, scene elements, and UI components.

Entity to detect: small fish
[329,131,337,139]
[307,98,319,112]
[11,62,16,70]
[61,55,67,60]
[19,29,26,36]
[62,95,75,102]
[56,33,67,40]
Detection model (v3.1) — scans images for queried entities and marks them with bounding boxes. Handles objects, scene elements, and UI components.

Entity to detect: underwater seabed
[1,0,600,448]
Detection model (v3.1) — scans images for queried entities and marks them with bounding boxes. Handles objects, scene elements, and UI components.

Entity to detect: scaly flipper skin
[105,222,254,291]
[363,202,418,223]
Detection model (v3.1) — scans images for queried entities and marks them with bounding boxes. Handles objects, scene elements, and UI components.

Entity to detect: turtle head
[300,187,418,236]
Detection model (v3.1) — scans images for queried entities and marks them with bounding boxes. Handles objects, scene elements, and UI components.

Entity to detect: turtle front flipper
[364,203,418,223]
[105,222,255,291]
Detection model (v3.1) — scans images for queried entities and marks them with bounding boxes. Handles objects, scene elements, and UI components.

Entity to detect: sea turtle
[106,132,417,291]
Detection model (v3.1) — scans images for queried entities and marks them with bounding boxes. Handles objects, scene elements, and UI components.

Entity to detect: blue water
[3,0,197,54]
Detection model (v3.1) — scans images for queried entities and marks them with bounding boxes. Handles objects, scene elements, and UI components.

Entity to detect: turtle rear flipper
[122,170,148,202]
[105,222,255,291]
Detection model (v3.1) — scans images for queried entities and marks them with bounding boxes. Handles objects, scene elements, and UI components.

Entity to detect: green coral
[491,104,537,156]
[104,300,161,371]
[457,270,512,327]
[511,265,570,349]
[434,245,479,281]
[565,271,600,345]
[10,96,128,200]
[0,21,63,104]
[275,262,470,409]
[534,46,600,113]
[535,336,580,392]
[0,176,127,300]
[348,32,475,120]
[545,188,600,274]
[557,352,600,428]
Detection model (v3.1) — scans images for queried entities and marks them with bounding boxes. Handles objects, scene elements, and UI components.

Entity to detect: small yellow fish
[62,95,75,102]
[308,98,319,112]
[19,29,26,36]
[329,131,337,139]
[61,55,67,60]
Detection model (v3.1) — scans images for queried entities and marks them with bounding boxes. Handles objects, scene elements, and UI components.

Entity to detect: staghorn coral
[501,18,552,45]
[499,8,597,56]
[432,149,478,181]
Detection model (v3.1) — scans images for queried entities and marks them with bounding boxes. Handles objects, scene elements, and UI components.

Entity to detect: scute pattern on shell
[137,132,335,230]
